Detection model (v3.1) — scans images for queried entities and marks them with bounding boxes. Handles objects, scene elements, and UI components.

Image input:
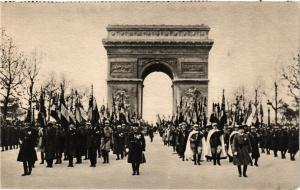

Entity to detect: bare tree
[0,29,27,121]
[282,53,300,105]
[22,51,40,123]
[43,72,59,122]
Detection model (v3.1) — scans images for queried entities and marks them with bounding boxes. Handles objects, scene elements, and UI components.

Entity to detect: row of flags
[157,89,264,128]
[27,84,143,128]
[27,84,265,128]
[156,89,208,127]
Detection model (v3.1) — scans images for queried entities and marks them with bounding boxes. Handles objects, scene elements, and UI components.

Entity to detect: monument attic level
[103,25,214,116]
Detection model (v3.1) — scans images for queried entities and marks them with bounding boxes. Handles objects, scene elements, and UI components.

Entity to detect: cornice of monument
[103,24,214,49]
[106,24,210,31]
[102,39,214,48]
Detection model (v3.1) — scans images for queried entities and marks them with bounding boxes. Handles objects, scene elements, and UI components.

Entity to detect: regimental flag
[221,89,226,112]
[88,86,100,126]
[50,93,60,121]
[246,103,254,126]
[74,90,87,124]
[24,99,32,123]
[59,84,70,127]
[219,90,227,128]
[105,104,110,121]
[37,89,47,128]
[156,114,161,125]
[259,102,264,125]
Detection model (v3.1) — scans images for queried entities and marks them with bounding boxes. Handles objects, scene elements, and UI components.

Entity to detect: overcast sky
[1,3,299,122]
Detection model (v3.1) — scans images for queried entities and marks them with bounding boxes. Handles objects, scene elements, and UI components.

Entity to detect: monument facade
[103,25,214,117]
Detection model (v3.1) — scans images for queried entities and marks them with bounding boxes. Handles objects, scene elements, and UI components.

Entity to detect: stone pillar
[173,79,209,113]
[107,79,142,116]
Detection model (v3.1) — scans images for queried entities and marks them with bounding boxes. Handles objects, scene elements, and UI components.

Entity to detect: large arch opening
[143,72,173,123]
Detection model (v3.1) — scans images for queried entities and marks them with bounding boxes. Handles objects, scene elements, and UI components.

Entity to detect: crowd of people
[1,124,21,151]
[158,122,299,177]
[1,120,154,176]
[1,118,299,178]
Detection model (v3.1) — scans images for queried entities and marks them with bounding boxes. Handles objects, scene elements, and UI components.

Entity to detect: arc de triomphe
[103,25,214,117]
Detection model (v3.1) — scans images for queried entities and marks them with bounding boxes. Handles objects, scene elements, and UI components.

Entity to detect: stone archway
[103,25,214,118]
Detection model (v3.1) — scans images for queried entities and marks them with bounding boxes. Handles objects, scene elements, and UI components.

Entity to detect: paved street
[1,134,299,189]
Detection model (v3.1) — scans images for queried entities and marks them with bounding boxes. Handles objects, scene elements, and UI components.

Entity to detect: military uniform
[101,123,112,164]
[185,125,204,165]
[113,125,126,160]
[232,126,252,177]
[270,128,280,157]
[127,124,146,175]
[288,127,299,161]
[54,125,65,164]
[44,124,57,168]
[17,127,38,176]
[65,124,77,167]
[87,126,100,167]
[278,127,289,159]
[248,128,260,166]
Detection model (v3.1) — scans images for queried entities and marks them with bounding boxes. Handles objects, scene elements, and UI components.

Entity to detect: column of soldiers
[158,121,299,177]
[1,122,22,151]
[9,119,150,176]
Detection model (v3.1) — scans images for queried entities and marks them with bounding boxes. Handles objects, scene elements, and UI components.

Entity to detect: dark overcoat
[65,128,76,156]
[178,130,189,154]
[278,129,289,151]
[270,130,280,151]
[1,126,7,147]
[232,132,252,165]
[113,130,125,154]
[288,129,299,154]
[17,128,38,163]
[44,127,57,160]
[55,127,65,153]
[127,132,146,164]
[248,132,260,159]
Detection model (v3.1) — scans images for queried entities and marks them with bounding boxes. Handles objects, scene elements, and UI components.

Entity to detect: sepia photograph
[0,2,299,189]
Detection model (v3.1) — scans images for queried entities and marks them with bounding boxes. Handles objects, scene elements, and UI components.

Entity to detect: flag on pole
[37,89,47,128]
[87,85,100,126]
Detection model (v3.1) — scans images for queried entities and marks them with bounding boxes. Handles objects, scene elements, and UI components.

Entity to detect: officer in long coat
[209,124,224,166]
[185,124,204,165]
[54,124,65,164]
[65,124,77,167]
[148,126,155,143]
[44,123,57,168]
[178,123,189,161]
[278,126,289,159]
[288,126,299,161]
[248,126,260,166]
[1,125,7,151]
[113,125,126,160]
[127,123,146,175]
[87,123,100,167]
[270,127,280,157]
[37,126,45,164]
[265,128,272,154]
[17,126,38,176]
[101,121,113,164]
[232,125,252,177]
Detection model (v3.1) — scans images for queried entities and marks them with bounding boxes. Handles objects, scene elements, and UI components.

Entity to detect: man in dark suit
[248,126,260,166]
[44,123,57,168]
[127,123,146,176]
[17,125,38,176]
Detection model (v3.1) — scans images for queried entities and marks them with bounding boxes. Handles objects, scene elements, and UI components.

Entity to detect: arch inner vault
[103,25,214,118]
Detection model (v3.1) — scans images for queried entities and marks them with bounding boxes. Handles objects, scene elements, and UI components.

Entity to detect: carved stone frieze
[181,62,205,73]
[110,62,134,73]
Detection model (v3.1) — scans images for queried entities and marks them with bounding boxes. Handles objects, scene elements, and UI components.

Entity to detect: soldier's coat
[204,129,227,159]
